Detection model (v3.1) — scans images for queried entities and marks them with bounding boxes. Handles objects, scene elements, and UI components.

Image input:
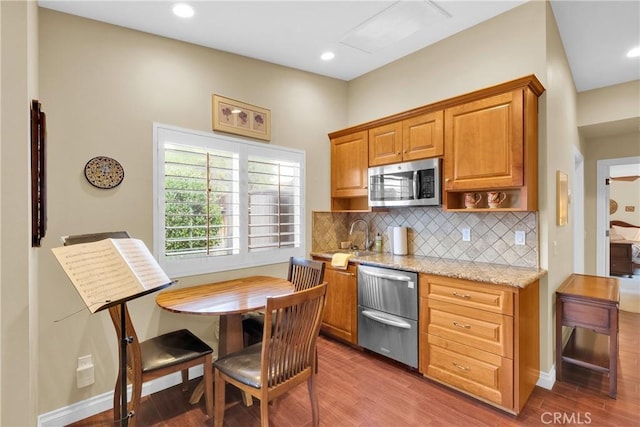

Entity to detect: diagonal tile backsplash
[312,208,538,268]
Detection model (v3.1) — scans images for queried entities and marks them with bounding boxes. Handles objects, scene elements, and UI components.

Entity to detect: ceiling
[38,0,639,92]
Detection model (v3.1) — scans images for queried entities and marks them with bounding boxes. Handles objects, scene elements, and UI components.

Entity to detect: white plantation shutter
[154,124,305,277]
[247,156,301,252]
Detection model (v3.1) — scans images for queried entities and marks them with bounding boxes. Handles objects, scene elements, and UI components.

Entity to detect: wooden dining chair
[242,256,325,346]
[213,283,327,427]
[108,303,214,427]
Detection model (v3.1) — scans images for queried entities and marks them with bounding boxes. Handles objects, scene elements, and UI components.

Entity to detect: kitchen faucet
[349,219,372,251]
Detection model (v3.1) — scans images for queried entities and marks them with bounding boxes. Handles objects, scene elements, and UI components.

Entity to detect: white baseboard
[537,365,556,390]
[38,366,204,427]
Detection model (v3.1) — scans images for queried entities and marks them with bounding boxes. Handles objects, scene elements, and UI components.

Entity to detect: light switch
[515,231,526,246]
[462,228,471,242]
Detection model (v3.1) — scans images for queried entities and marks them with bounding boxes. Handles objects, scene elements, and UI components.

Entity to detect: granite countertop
[310,251,546,288]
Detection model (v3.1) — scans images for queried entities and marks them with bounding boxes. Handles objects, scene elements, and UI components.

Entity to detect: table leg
[189,314,253,406]
[218,313,244,356]
[609,307,618,399]
[555,295,564,382]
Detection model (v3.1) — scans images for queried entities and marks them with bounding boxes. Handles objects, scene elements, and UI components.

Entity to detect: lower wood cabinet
[419,274,539,414]
[314,259,358,344]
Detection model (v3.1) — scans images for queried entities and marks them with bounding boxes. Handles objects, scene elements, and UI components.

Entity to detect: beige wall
[346,1,547,125]
[1,1,40,425]
[578,80,640,127]
[37,8,347,414]
[584,132,640,273]
[540,0,580,372]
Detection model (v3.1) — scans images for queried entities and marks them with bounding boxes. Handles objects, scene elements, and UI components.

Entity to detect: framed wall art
[212,95,271,141]
[556,170,568,226]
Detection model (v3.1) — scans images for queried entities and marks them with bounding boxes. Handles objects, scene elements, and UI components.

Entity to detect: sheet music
[52,238,170,313]
[111,238,170,290]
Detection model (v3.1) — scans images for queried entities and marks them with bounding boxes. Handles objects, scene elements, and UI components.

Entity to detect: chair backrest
[261,283,327,388]
[288,257,325,292]
[108,303,142,377]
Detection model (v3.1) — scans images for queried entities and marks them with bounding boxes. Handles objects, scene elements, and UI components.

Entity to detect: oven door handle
[361,310,412,329]
[360,269,413,282]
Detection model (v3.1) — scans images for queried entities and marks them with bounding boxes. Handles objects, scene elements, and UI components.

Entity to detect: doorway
[597,156,640,313]
[596,156,640,276]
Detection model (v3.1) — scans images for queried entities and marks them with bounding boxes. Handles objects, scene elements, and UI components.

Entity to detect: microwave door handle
[361,310,412,329]
[413,171,419,200]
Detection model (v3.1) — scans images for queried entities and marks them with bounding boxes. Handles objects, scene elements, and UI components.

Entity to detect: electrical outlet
[515,231,526,246]
[462,228,471,242]
[77,355,95,388]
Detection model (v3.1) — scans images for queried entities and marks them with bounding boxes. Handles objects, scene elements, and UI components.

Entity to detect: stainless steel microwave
[368,158,441,207]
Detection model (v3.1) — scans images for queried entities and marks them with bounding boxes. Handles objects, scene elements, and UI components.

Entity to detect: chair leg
[242,391,253,407]
[181,369,189,391]
[260,399,270,427]
[307,375,319,427]
[203,355,213,426]
[214,368,226,427]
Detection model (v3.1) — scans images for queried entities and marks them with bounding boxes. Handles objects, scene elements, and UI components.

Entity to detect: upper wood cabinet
[369,122,402,166]
[328,75,544,212]
[444,91,523,190]
[369,111,444,167]
[442,81,542,211]
[402,111,444,162]
[330,130,369,211]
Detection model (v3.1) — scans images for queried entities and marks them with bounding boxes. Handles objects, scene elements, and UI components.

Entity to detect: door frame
[573,148,584,274]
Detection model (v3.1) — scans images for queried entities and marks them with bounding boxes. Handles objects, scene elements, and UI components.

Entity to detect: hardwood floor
[68,310,640,427]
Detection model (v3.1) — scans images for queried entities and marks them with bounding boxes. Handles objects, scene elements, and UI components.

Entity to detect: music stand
[62,231,174,427]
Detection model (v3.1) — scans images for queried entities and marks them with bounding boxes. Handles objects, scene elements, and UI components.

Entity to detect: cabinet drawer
[610,243,632,258]
[423,334,513,409]
[422,276,513,315]
[425,299,513,358]
[610,261,632,274]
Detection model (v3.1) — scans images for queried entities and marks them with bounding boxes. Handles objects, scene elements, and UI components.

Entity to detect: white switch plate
[462,228,471,242]
[515,231,526,246]
[77,355,95,388]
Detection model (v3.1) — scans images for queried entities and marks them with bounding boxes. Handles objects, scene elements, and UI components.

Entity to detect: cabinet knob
[397,152,401,156]
[445,178,451,182]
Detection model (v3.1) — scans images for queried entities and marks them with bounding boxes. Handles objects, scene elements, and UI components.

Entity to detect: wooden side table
[555,274,619,398]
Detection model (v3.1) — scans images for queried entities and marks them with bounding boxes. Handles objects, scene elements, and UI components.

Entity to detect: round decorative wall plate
[609,199,618,215]
[84,156,124,189]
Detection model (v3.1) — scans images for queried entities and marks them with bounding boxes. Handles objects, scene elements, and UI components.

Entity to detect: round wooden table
[156,275,294,403]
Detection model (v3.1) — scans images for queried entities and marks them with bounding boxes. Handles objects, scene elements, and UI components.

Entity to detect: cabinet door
[369,122,403,166]
[331,131,368,198]
[320,262,358,344]
[402,111,444,161]
[444,90,524,190]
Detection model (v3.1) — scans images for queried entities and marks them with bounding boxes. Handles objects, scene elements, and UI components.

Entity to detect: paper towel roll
[387,226,394,253]
[393,226,408,255]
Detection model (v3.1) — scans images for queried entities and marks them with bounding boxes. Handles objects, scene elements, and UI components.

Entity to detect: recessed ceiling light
[627,46,640,58]
[321,51,335,61]
[173,3,194,18]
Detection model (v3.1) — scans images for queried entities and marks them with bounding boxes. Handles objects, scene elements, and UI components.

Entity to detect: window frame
[153,123,305,277]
